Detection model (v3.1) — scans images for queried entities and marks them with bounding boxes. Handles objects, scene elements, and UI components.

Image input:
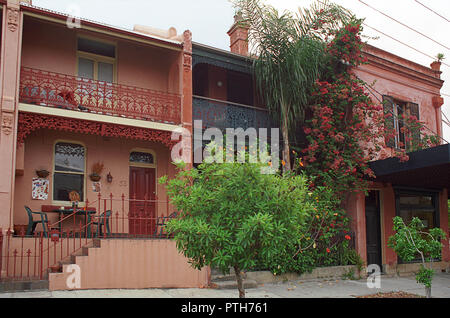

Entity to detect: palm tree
[231,0,352,172]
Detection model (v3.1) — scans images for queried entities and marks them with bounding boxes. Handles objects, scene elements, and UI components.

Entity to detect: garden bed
[245,265,364,284]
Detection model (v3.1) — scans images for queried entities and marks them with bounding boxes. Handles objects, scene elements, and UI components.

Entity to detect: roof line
[193,41,253,61]
[20,3,184,50]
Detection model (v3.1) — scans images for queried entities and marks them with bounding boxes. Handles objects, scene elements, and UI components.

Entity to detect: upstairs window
[53,142,85,202]
[383,96,420,150]
[77,37,116,83]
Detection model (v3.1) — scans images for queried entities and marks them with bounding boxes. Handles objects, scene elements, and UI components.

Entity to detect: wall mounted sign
[32,178,49,200]
[92,181,101,193]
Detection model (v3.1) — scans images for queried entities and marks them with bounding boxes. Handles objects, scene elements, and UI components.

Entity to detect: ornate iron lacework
[55,142,85,157]
[19,67,181,124]
[130,151,154,164]
[17,112,177,149]
[192,96,272,132]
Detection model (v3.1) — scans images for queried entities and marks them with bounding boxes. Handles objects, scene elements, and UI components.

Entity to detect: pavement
[0,272,449,298]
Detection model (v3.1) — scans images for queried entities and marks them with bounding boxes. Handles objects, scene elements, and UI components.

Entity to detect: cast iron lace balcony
[19,67,181,124]
[192,95,272,132]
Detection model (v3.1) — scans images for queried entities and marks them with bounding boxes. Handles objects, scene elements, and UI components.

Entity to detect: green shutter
[407,102,420,150]
[383,95,395,148]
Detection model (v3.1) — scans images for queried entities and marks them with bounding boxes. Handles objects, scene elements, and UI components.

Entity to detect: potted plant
[89,162,104,182]
[430,53,444,71]
[13,224,27,236]
[36,169,50,178]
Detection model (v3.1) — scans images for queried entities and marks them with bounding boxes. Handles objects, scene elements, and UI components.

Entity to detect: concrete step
[0,280,49,293]
[56,239,102,272]
[211,267,240,280]
[59,239,100,267]
[212,279,258,290]
[210,267,256,289]
[211,272,247,282]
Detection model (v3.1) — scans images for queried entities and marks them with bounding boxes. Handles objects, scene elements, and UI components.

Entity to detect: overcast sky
[32,0,450,141]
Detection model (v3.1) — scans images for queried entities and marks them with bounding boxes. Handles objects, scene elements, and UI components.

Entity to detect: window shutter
[383,95,395,148]
[407,102,420,150]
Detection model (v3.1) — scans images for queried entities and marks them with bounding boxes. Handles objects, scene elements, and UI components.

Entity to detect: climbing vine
[298,17,440,202]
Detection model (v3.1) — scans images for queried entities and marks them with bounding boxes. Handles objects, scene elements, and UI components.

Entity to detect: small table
[52,208,97,238]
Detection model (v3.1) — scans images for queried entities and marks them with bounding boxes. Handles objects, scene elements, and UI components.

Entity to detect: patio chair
[154,212,177,238]
[24,206,49,237]
[92,210,112,237]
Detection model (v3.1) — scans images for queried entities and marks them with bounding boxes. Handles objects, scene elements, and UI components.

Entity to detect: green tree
[159,144,314,298]
[231,0,352,171]
[388,216,446,298]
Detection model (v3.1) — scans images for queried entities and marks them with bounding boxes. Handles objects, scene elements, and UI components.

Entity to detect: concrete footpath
[0,273,449,298]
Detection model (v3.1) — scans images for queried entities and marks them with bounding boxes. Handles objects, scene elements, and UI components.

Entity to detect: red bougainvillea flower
[345,235,351,240]
[326,248,331,253]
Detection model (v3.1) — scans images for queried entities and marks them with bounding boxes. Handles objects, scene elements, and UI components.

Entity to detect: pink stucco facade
[0,0,200,289]
[346,44,449,272]
[0,0,448,290]
[13,129,177,227]
[21,16,182,95]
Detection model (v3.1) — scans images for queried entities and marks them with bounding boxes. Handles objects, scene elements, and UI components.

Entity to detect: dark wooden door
[365,191,382,269]
[129,167,156,236]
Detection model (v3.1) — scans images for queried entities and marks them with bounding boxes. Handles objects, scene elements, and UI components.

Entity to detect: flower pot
[89,173,101,182]
[49,264,62,273]
[36,169,49,178]
[430,61,441,72]
[13,224,27,236]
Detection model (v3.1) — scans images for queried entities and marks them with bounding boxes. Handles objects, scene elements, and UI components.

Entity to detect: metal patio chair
[154,212,177,238]
[92,210,112,237]
[24,206,49,237]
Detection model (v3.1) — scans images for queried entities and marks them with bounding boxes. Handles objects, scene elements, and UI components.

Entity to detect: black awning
[369,143,450,190]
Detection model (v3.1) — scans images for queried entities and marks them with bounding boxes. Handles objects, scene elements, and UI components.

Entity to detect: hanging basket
[89,173,101,182]
[36,169,50,178]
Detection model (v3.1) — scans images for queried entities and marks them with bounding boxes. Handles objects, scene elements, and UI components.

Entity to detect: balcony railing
[193,95,272,132]
[19,67,181,124]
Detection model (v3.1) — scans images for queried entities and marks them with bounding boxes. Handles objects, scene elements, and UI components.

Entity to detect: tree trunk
[425,286,431,298]
[233,265,246,298]
[281,109,291,172]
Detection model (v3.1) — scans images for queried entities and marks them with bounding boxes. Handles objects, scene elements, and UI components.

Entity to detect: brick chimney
[227,12,249,56]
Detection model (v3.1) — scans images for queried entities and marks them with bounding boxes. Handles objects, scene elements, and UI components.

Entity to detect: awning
[369,143,450,191]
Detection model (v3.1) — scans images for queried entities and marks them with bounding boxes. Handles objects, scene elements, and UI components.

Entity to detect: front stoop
[49,239,209,290]
[210,268,258,290]
[0,241,101,293]
[48,239,102,290]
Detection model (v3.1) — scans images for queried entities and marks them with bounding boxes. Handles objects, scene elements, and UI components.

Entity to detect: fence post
[39,232,44,280]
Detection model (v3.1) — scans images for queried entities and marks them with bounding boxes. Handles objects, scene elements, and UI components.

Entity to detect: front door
[365,190,382,269]
[129,167,156,236]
